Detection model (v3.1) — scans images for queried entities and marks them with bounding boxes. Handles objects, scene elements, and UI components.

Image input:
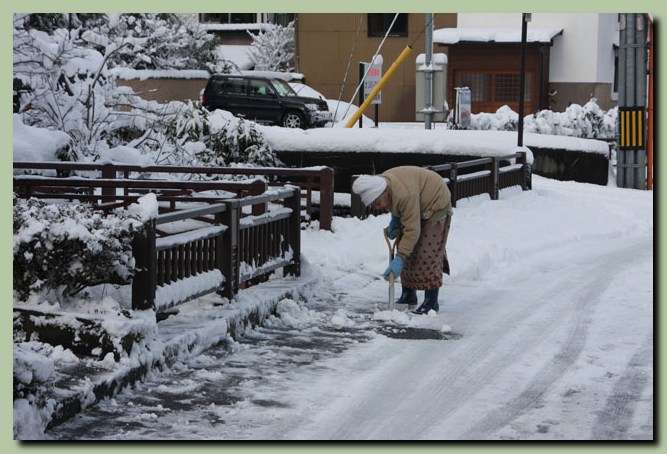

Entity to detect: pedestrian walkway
[15,272,320,438]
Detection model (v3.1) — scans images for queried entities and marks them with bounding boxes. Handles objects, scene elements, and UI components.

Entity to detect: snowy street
[46,176,653,440]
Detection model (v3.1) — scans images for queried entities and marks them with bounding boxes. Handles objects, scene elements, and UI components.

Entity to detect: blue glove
[383,256,404,281]
[387,215,402,240]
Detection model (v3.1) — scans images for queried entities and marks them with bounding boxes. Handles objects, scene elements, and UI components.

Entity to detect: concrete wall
[116,77,209,104]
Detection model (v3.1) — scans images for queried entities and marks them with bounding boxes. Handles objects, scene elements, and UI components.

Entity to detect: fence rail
[13,161,334,230]
[131,187,301,313]
[351,152,531,218]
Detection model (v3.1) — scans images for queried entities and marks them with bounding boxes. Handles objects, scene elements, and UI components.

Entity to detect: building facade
[294,13,456,123]
[450,13,620,113]
[194,13,620,121]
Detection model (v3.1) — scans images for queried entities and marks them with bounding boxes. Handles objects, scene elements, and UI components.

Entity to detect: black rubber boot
[413,288,440,314]
[395,287,418,306]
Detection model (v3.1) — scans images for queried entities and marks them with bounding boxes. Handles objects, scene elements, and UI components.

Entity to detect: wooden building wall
[442,43,551,115]
[295,13,456,123]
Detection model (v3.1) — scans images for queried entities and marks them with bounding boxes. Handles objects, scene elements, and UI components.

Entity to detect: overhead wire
[340,13,401,122]
[338,13,438,125]
[332,14,364,126]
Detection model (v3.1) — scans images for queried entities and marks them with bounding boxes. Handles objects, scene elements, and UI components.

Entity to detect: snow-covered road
[47,177,653,440]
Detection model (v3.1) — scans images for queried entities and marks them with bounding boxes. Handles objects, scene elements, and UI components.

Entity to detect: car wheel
[282,111,305,129]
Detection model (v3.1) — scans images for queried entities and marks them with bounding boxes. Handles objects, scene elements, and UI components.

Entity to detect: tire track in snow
[590,332,653,440]
[313,238,629,439]
[458,236,651,440]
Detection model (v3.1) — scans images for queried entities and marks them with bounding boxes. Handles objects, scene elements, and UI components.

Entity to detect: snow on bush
[465,99,617,140]
[13,196,148,301]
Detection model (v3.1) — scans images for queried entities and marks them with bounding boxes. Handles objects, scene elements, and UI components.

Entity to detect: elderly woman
[352,166,453,314]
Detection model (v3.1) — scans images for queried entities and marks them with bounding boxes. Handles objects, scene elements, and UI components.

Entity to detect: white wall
[457,13,618,84]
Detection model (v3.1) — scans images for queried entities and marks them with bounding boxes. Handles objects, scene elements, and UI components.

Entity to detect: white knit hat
[352,175,387,206]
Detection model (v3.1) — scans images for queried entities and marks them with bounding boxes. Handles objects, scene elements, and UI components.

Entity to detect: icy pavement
[22,176,654,441]
[47,288,462,440]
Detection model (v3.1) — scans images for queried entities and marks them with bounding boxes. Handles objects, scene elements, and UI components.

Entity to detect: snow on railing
[131,186,301,315]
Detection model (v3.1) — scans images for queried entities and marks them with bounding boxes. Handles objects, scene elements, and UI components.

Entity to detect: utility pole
[618,13,648,189]
[517,13,530,147]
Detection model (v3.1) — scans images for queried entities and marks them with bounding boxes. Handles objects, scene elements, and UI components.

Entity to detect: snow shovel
[383,227,401,311]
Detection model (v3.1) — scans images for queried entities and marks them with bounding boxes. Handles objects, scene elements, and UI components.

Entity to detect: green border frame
[3,1,663,452]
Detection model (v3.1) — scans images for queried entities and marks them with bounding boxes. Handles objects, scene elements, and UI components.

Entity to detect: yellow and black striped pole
[619,107,646,150]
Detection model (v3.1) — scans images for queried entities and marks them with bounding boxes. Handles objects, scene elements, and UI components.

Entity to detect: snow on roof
[216,44,254,70]
[433,28,563,45]
[199,23,265,32]
[109,68,210,80]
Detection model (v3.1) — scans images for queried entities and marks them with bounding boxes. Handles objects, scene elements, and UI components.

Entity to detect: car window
[211,80,226,94]
[270,79,297,97]
[222,79,247,96]
[249,80,272,97]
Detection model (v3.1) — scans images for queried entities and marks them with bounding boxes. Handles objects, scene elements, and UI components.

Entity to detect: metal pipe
[625,13,636,107]
[425,13,434,129]
[345,45,413,128]
[635,14,648,189]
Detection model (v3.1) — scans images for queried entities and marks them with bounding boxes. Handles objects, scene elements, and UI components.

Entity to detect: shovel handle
[383,227,394,260]
[384,227,401,285]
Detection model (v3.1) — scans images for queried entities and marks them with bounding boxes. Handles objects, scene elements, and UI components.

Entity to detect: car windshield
[270,79,297,97]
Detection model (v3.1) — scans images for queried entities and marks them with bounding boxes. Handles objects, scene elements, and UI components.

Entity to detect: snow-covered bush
[248,22,295,72]
[138,102,282,168]
[13,197,146,301]
[462,98,617,140]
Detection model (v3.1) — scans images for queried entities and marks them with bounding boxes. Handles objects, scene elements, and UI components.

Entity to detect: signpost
[359,56,383,127]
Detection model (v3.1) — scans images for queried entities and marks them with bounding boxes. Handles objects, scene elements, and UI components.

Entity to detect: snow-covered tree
[13,13,280,167]
[247,21,295,72]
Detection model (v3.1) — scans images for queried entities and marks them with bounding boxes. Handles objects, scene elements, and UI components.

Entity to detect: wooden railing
[350,152,531,217]
[13,162,335,230]
[13,164,302,315]
[127,187,301,313]
[427,151,531,206]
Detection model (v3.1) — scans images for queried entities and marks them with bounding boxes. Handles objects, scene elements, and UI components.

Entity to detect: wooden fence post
[449,164,458,208]
[250,180,268,216]
[221,201,240,299]
[101,163,115,205]
[350,175,366,219]
[491,157,500,200]
[319,167,335,231]
[132,219,156,311]
[285,187,301,277]
[519,152,532,190]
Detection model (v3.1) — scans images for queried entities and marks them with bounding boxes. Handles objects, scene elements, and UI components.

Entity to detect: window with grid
[200,13,257,24]
[456,71,532,103]
[368,14,408,37]
[458,73,492,102]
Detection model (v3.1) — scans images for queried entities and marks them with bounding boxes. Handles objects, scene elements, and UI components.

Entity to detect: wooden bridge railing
[13,161,335,230]
[351,152,531,218]
[129,187,301,313]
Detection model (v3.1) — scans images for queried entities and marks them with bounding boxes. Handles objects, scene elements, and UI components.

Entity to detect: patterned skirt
[401,216,451,290]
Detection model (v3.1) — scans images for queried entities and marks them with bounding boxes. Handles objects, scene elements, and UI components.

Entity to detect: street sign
[455,87,471,129]
[363,57,383,105]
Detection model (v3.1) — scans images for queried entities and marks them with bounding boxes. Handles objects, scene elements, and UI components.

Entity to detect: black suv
[202,75,332,129]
